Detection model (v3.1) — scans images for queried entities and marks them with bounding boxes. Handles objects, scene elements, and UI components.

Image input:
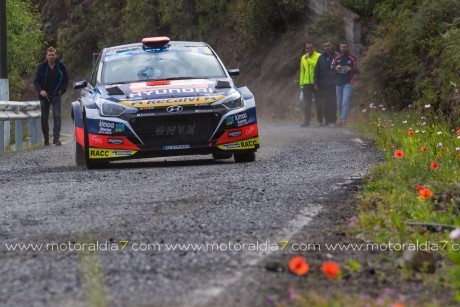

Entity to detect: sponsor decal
[162,145,191,150]
[89,148,137,159]
[225,116,235,126]
[119,96,224,109]
[217,137,259,151]
[234,112,249,126]
[136,112,155,117]
[108,138,124,145]
[91,135,103,144]
[216,124,258,145]
[195,109,213,113]
[166,105,183,113]
[98,120,115,135]
[228,130,242,137]
[115,123,125,133]
[155,125,196,136]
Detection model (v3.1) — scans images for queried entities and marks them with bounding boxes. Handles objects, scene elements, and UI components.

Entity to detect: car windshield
[102,46,226,84]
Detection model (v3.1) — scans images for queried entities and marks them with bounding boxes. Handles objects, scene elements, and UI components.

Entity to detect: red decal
[75,127,84,147]
[216,124,258,145]
[88,134,139,150]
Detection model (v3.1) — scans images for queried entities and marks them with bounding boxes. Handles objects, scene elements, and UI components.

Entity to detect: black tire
[83,117,109,169]
[234,152,256,163]
[74,119,86,166]
[212,153,233,160]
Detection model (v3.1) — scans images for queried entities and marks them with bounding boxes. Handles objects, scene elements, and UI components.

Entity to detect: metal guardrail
[0,100,42,153]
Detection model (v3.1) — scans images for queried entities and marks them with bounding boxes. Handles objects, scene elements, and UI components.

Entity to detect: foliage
[352,105,460,300]
[350,0,460,126]
[5,0,44,100]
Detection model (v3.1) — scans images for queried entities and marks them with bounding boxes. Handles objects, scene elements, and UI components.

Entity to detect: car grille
[129,114,219,147]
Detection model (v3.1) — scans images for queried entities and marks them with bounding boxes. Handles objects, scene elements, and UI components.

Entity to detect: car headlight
[214,90,244,109]
[96,98,137,117]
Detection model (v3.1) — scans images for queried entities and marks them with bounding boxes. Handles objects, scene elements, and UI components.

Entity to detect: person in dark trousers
[299,42,321,127]
[331,41,358,126]
[314,41,339,126]
[34,47,69,146]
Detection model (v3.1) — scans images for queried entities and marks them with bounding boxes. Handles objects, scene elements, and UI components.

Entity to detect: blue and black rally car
[72,37,259,168]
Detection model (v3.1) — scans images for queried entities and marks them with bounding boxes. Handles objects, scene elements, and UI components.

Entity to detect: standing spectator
[331,41,358,126]
[314,41,339,126]
[34,47,69,146]
[299,42,321,127]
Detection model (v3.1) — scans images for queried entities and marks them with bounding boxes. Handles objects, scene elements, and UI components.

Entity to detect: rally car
[72,37,259,168]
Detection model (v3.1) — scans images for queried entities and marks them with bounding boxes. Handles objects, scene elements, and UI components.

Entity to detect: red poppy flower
[419,188,433,200]
[456,129,460,136]
[394,149,405,159]
[416,185,424,191]
[430,161,439,171]
[321,261,340,280]
[289,256,309,276]
[408,130,415,136]
[420,146,427,152]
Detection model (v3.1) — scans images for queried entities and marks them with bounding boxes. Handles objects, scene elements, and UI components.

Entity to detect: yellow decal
[89,148,137,159]
[119,95,225,109]
[218,137,259,150]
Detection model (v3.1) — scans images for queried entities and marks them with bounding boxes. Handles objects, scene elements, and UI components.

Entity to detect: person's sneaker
[44,140,50,146]
[53,140,62,146]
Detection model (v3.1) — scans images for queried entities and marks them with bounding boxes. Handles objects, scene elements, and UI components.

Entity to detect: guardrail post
[30,118,38,145]
[0,121,4,153]
[15,119,23,150]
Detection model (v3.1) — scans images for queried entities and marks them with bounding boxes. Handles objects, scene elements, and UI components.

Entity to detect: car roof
[105,41,209,53]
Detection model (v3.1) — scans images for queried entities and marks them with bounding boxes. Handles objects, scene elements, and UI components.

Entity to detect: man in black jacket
[314,41,339,126]
[34,47,69,146]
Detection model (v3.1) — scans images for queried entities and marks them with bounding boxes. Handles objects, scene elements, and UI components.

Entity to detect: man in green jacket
[299,42,321,127]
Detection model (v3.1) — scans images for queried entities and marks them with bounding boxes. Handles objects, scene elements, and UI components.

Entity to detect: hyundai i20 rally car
[72,37,259,168]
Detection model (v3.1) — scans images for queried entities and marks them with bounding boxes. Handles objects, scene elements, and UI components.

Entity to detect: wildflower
[321,261,341,280]
[420,122,426,126]
[415,130,420,133]
[456,147,460,151]
[424,104,431,109]
[381,107,386,111]
[457,136,460,140]
[416,185,424,191]
[289,256,309,276]
[402,120,407,124]
[348,216,358,228]
[435,153,441,160]
[408,130,414,136]
[437,143,443,148]
[394,149,405,159]
[420,146,427,152]
[362,109,367,113]
[450,228,460,240]
[421,130,426,133]
[391,304,405,307]
[418,188,433,200]
[456,129,460,136]
[370,121,376,126]
[437,131,442,135]
[430,161,439,171]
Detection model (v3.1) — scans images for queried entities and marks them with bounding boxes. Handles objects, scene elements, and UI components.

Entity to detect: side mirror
[74,81,87,89]
[227,69,240,77]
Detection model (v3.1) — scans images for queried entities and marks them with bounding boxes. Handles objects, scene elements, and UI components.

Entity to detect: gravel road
[0,120,382,306]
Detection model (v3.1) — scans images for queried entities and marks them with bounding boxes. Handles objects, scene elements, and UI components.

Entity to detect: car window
[102,48,226,84]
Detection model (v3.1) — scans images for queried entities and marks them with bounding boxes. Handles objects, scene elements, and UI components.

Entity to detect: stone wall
[306,0,361,53]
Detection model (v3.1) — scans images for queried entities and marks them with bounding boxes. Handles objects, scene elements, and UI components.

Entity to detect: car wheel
[83,116,108,169]
[234,152,256,163]
[212,153,233,160]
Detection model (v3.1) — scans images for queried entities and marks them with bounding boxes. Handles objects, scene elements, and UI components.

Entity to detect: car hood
[103,79,233,102]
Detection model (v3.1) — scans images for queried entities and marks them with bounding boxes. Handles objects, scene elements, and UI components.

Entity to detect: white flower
[456,147,460,151]
[450,228,460,240]
[437,143,443,148]
[424,104,431,109]
[457,136,460,140]
[422,130,426,134]
[415,130,420,133]
[402,120,408,124]
[379,104,384,108]
[437,131,442,135]
[381,107,386,111]
[362,109,367,113]
[420,122,426,126]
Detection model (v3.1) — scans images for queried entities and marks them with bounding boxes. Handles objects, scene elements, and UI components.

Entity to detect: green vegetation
[341,0,460,126]
[5,0,44,100]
